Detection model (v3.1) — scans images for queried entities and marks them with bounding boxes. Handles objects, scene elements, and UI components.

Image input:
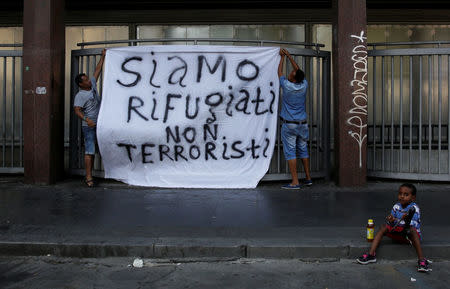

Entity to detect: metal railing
[77,38,326,49]
[0,45,23,173]
[367,41,450,180]
[70,38,331,181]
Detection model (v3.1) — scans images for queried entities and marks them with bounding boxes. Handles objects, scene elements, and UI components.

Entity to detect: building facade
[0,0,449,184]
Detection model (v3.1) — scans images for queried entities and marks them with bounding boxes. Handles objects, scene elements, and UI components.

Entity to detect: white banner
[98,45,280,188]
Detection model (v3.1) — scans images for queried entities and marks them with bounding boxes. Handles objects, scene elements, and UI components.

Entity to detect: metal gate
[0,44,23,173]
[367,41,450,180]
[69,39,331,181]
[6,39,450,181]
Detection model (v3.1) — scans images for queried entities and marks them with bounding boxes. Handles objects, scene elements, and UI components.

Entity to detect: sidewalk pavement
[1,176,450,260]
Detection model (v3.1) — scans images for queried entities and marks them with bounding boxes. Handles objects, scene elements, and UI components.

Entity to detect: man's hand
[86,117,96,128]
[102,48,106,57]
[279,48,285,56]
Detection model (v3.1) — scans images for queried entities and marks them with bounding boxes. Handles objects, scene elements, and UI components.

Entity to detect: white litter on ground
[132,258,144,268]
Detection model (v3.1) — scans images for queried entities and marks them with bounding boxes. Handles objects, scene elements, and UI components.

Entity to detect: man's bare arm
[283,49,299,71]
[74,106,95,127]
[93,49,106,82]
[278,49,285,77]
[74,106,84,121]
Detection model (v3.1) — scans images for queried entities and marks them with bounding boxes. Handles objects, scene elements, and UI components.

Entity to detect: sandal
[84,178,95,187]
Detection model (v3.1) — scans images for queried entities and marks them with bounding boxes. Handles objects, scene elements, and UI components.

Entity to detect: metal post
[428,55,432,173]
[316,56,321,171]
[409,56,413,173]
[438,55,442,174]
[308,56,313,171]
[399,56,403,172]
[78,57,84,169]
[2,57,6,167]
[322,55,331,180]
[390,56,394,171]
[304,56,311,172]
[69,50,80,170]
[372,56,377,171]
[19,56,22,167]
[419,56,422,172]
[11,56,15,166]
[382,56,385,171]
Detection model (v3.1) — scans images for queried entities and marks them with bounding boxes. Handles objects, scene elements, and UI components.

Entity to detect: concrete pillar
[23,0,65,184]
[332,0,368,186]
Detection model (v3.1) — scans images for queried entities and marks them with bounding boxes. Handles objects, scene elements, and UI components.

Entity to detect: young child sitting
[357,183,432,272]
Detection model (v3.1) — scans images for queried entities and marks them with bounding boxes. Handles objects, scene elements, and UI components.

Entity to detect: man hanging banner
[97,45,280,188]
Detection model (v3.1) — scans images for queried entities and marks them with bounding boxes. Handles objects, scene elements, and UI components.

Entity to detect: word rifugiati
[126,85,276,124]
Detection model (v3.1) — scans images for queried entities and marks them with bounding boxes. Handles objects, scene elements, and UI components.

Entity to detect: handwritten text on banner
[97,45,280,188]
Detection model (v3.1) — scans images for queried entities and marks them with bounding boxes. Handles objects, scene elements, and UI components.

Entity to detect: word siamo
[116,53,260,88]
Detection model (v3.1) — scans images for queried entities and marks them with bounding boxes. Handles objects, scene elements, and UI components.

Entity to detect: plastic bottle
[367,219,375,242]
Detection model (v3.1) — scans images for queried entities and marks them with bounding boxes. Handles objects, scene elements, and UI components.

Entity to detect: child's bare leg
[408,229,424,260]
[369,224,388,255]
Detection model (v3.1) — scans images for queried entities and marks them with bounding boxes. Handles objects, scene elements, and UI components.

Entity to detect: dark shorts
[385,225,420,244]
[82,126,97,155]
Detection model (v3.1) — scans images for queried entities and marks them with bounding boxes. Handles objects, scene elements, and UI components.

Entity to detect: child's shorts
[385,225,420,244]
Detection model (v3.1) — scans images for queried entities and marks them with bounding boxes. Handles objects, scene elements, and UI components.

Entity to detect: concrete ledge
[0,243,152,258]
[247,246,350,259]
[154,244,246,258]
[1,241,449,260]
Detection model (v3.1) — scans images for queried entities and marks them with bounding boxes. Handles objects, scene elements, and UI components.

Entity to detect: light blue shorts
[82,126,97,155]
[281,122,309,160]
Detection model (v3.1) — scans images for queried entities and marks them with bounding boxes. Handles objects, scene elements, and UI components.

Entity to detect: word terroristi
[116,125,272,164]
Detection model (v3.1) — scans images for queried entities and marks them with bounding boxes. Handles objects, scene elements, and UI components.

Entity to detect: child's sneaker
[356,253,376,264]
[417,258,432,272]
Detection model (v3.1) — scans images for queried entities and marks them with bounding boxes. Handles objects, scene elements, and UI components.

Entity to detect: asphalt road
[0,256,448,289]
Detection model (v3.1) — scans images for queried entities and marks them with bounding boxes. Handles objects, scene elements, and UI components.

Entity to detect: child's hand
[386,214,394,223]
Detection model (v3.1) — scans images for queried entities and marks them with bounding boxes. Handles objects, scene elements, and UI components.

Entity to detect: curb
[1,242,449,260]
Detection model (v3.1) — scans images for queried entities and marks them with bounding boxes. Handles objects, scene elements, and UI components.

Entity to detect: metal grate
[368,42,450,180]
[0,47,23,173]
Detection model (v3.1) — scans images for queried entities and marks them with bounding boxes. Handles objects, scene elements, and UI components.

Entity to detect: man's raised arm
[283,48,299,71]
[278,48,285,78]
[93,49,106,81]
